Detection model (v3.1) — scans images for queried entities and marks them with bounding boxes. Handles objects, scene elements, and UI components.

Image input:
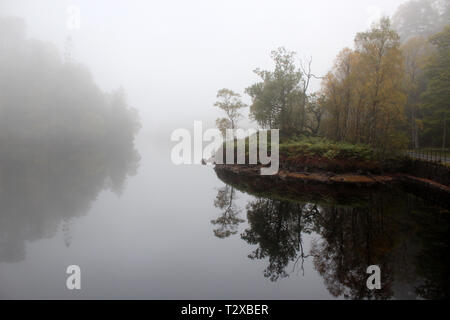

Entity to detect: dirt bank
[214,164,450,205]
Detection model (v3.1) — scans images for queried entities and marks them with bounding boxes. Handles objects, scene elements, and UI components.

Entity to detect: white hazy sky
[0,0,407,136]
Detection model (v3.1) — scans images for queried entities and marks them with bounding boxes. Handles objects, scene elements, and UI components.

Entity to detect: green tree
[215,117,232,137]
[245,47,305,137]
[305,92,325,136]
[213,88,246,136]
[421,25,450,148]
[400,36,434,148]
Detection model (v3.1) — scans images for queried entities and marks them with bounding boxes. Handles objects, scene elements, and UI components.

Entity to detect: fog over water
[1,0,448,300]
[1,0,406,135]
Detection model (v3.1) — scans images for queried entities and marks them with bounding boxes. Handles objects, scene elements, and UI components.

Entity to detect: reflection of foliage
[217,169,450,299]
[411,203,450,299]
[0,17,140,262]
[241,199,317,281]
[310,197,397,299]
[310,193,450,300]
[211,185,244,238]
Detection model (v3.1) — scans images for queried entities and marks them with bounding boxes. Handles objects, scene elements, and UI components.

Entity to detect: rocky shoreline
[215,164,395,186]
[213,164,450,206]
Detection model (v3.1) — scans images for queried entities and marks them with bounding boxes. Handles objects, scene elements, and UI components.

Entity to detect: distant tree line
[0,16,141,262]
[0,16,140,156]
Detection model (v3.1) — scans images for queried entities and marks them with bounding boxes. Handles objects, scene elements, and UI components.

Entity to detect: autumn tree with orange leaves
[321,18,407,154]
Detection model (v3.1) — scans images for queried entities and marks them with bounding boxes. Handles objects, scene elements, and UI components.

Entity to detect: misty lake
[0,134,448,300]
[1,0,450,305]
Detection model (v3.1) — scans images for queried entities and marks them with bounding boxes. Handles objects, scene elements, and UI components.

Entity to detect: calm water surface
[0,134,448,299]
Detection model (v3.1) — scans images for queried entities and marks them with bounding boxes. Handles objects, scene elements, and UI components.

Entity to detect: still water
[0,134,448,299]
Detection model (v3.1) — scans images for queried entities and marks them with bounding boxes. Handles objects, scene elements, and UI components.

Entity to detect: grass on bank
[280,136,376,161]
[221,134,404,162]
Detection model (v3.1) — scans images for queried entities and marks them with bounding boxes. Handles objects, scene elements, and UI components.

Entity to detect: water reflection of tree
[211,185,244,238]
[409,199,450,300]
[310,194,450,299]
[310,195,398,299]
[241,199,318,281]
[215,172,450,298]
[0,17,140,263]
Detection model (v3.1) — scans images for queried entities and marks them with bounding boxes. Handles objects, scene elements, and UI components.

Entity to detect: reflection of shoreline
[214,164,385,206]
[0,137,140,263]
[214,164,450,208]
[213,167,450,300]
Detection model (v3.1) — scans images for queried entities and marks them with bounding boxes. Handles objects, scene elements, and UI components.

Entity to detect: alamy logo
[366,265,381,290]
[170,121,279,175]
[66,265,81,290]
